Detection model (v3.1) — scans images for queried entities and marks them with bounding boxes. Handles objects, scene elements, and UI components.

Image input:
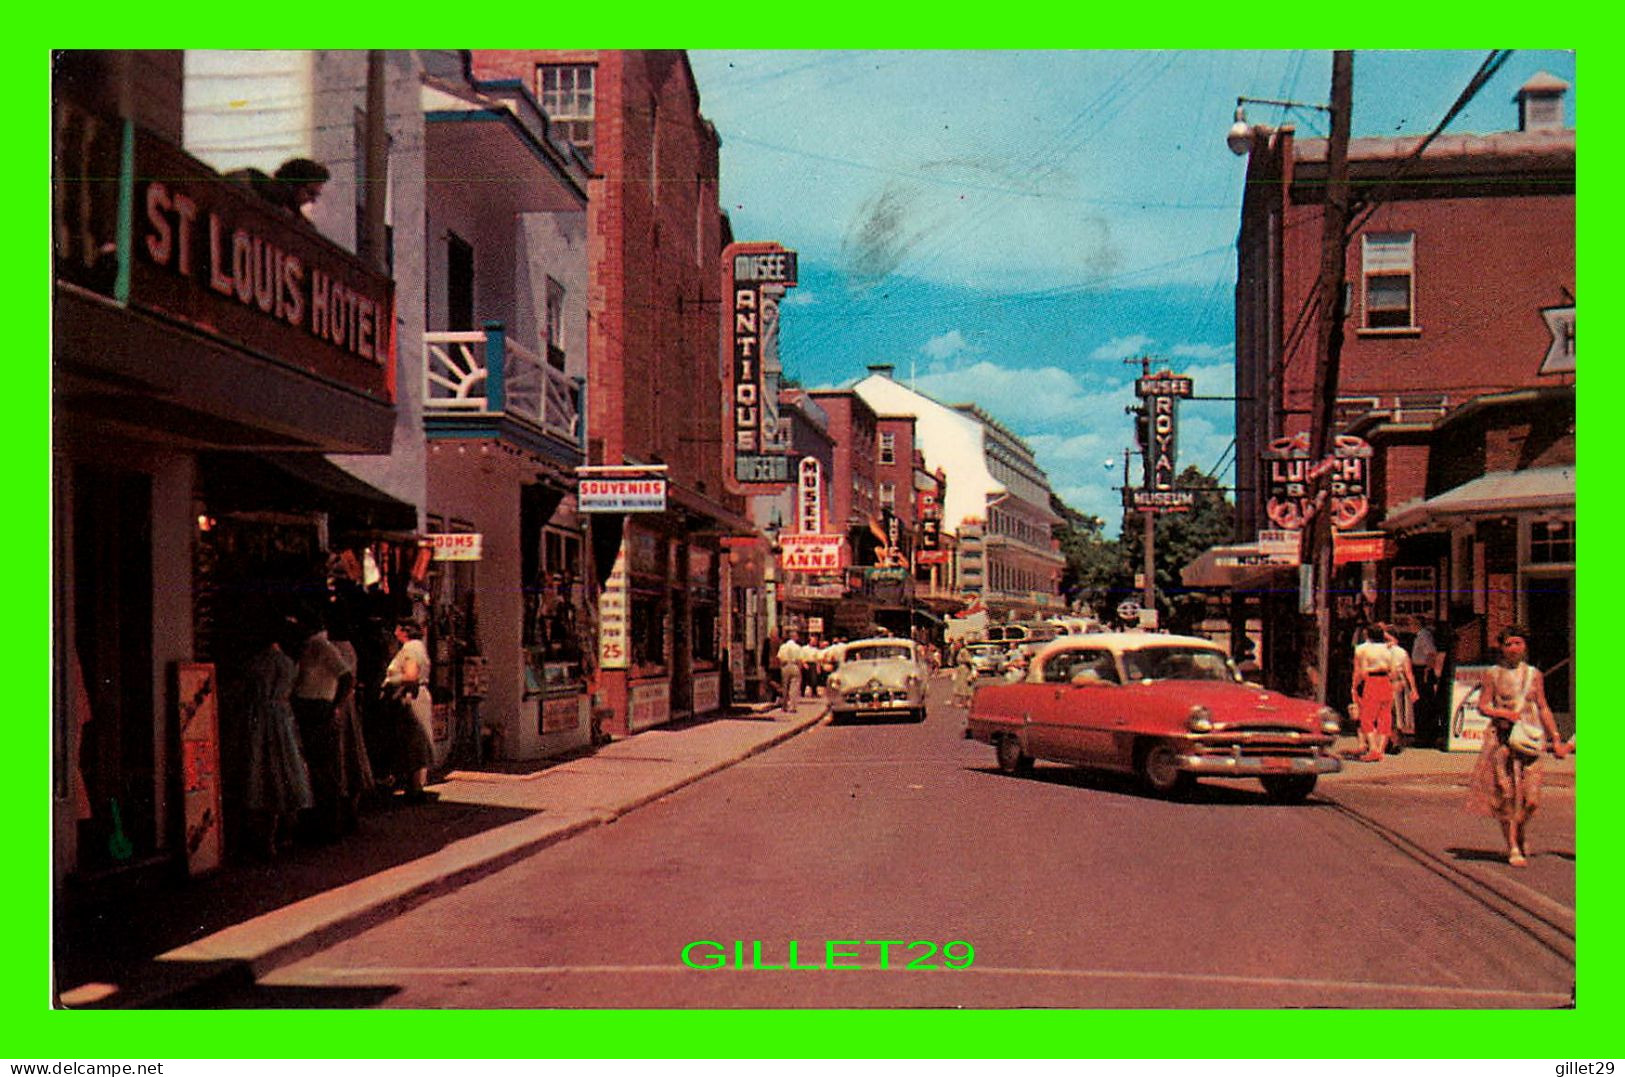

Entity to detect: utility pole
[1304,51,1355,702]
[359,50,390,273]
[1125,355,1157,616]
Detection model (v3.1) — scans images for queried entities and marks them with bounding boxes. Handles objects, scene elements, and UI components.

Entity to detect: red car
[966,632,1342,801]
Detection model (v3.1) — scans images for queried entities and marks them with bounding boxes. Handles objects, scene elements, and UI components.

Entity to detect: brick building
[471,50,745,734]
[1191,72,1575,730]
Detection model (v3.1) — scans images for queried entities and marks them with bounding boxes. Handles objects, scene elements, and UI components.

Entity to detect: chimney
[867,363,895,379]
[1515,72,1570,132]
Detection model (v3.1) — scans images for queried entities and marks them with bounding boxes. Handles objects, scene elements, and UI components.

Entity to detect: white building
[853,365,1065,618]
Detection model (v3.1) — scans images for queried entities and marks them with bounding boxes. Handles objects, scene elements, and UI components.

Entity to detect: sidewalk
[1319,734,1576,788]
[55,701,827,1009]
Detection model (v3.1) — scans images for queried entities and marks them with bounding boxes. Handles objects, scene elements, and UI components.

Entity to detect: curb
[87,707,828,1009]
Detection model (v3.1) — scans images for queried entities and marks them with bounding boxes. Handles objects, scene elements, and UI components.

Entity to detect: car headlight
[1318,706,1342,735]
[828,674,844,691]
[1186,705,1213,733]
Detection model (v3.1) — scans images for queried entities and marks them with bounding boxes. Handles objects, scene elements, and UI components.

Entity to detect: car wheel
[1260,774,1318,803]
[1136,742,1194,798]
[995,734,1033,775]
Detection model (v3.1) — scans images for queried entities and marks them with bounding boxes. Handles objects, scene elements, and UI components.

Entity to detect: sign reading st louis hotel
[130,127,395,403]
[723,241,797,493]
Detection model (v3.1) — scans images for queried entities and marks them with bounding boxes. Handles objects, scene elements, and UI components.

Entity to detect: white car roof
[1033,631,1225,661]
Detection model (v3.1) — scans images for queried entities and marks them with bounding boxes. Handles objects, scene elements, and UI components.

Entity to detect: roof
[1037,631,1223,656]
[1518,71,1571,96]
[1181,542,1297,589]
[1383,465,1574,533]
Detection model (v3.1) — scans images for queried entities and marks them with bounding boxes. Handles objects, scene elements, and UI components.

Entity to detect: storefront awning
[1182,543,1298,590]
[1382,465,1574,533]
[200,452,419,533]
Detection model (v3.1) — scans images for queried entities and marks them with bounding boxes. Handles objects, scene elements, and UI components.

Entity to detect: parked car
[966,632,1342,801]
[826,637,930,723]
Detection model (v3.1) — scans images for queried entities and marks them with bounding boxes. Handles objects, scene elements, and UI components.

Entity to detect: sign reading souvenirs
[577,467,669,513]
[797,456,823,534]
[723,241,798,494]
[1264,432,1372,531]
[426,532,484,561]
[779,534,844,573]
[82,115,396,404]
[1134,371,1195,513]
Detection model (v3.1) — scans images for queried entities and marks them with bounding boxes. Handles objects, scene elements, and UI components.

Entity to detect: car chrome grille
[844,689,907,705]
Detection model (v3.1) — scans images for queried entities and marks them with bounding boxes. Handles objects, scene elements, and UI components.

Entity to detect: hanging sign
[1135,371,1195,513]
[579,477,667,513]
[1264,432,1372,531]
[427,532,483,561]
[723,241,798,493]
[780,534,844,573]
[797,456,823,534]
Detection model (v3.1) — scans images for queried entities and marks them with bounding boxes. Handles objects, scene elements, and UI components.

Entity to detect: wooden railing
[424,323,581,446]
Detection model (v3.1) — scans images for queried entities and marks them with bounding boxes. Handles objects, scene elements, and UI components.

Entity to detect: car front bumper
[1173,752,1342,777]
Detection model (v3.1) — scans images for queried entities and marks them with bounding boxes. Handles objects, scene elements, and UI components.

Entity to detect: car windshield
[1120,646,1236,683]
[845,644,913,664]
[968,645,1002,655]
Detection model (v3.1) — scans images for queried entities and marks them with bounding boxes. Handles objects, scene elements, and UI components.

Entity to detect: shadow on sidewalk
[55,796,534,1005]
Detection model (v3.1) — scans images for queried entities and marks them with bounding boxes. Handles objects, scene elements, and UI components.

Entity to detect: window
[878,432,895,465]
[1362,232,1415,329]
[537,64,595,164]
[1530,519,1575,564]
[878,481,895,508]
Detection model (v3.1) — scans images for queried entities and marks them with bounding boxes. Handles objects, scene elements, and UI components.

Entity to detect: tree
[1050,493,1127,618]
[1121,466,1234,634]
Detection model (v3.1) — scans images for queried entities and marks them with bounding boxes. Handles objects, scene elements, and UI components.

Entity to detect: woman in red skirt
[1351,623,1395,762]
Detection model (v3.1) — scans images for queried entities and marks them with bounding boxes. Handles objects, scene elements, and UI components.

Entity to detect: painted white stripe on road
[284,963,1569,1003]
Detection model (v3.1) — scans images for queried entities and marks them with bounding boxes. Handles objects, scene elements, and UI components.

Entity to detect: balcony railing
[424,323,582,447]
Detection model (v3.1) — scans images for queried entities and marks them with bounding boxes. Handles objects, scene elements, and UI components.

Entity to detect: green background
[20,25,1612,1060]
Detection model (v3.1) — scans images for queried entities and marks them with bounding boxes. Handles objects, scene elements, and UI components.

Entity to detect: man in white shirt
[292,615,355,839]
[776,631,805,713]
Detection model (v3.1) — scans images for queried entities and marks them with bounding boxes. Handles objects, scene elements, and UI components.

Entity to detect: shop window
[631,592,667,670]
[692,605,718,665]
[1529,519,1575,564]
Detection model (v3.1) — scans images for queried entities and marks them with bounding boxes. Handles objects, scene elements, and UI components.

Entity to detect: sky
[687,49,1577,527]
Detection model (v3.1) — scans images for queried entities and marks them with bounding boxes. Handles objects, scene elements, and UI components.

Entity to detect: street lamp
[1227,96,1333,156]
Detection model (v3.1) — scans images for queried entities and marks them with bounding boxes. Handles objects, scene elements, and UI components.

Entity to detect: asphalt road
[195,676,1575,1009]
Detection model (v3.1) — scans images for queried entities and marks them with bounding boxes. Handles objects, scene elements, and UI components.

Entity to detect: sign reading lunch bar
[128,127,395,403]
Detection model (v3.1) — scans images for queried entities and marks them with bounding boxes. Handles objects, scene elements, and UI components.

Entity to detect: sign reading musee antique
[1135,371,1195,513]
[724,241,798,494]
[780,534,844,573]
[127,125,395,403]
[578,478,668,513]
[1264,432,1371,531]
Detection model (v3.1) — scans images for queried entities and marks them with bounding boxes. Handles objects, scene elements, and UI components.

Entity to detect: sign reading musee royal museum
[57,105,396,404]
[722,241,797,494]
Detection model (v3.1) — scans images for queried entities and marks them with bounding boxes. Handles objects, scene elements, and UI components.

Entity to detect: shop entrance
[1524,570,1573,735]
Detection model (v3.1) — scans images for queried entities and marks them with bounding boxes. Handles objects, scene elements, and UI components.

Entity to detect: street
[173,674,1575,1009]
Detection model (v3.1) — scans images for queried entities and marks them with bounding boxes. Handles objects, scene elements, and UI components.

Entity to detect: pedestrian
[1410,619,1447,748]
[239,611,314,858]
[290,608,355,840]
[951,644,976,707]
[804,634,828,697]
[384,620,435,801]
[1467,625,1571,866]
[761,632,782,707]
[776,630,805,713]
[324,589,375,832]
[1383,623,1419,755]
[1350,623,1396,762]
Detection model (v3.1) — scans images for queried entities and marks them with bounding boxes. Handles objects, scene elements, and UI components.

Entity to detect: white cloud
[1089,334,1156,362]
[911,361,1127,428]
[781,289,818,307]
[920,329,973,361]
[1170,342,1233,362]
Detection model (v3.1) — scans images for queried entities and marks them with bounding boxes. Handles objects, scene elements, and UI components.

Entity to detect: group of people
[767,630,845,713]
[236,586,438,860]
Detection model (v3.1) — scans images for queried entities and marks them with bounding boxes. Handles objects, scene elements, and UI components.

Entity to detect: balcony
[424,323,583,462]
